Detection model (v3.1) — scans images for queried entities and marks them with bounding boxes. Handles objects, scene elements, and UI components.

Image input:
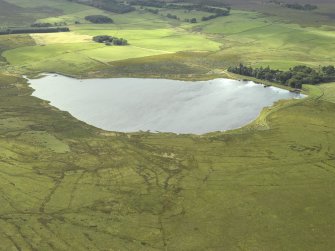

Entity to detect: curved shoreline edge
[25,73,308,136]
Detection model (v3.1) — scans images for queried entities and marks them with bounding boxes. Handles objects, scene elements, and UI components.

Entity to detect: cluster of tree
[185,18,197,23]
[31,22,68,27]
[0,27,69,35]
[31,23,53,27]
[93,35,128,46]
[201,9,230,21]
[130,0,229,12]
[68,0,135,14]
[286,3,317,11]
[228,64,335,89]
[85,15,113,24]
[145,8,159,14]
[178,4,230,14]
[270,1,317,11]
[182,4,231,22]
[197,5,230,14]
[166,13,178,20]
[54,22,68,26]
[202,15,218,21]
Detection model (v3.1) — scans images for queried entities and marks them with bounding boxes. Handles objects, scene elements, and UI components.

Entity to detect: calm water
[28,74,304,134]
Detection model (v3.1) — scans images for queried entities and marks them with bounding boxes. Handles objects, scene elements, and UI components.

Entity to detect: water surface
[28,74,303,134]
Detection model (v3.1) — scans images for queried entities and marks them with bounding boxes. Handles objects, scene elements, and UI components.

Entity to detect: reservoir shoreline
[27,74,305,135]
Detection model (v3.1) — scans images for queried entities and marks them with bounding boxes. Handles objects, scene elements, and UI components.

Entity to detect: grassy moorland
[0,0,335,250]
[223,0,335,27]
[0,0,91,26]
[0,70,335,251]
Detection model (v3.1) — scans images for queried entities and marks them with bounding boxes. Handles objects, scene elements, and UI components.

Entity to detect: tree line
[228,64,335,89]
[201,8,230,21]
[0,27,70,35]
[85,15,113,24]
[31,22,68,27]
[93,35,128,46]
[170,4,230,22]
[185,18,197,23]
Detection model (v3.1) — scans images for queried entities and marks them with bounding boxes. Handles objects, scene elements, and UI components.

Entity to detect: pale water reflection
[28,74,304,134]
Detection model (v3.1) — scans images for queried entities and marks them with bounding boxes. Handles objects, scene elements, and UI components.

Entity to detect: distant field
[3,15,222,74]
[0,0,91,26]
[157,8,210,21]
[0,0,334,75]
[5,0,90,14]
[223,0,335,26]
[2,7,335,75]
[189,10,335,69]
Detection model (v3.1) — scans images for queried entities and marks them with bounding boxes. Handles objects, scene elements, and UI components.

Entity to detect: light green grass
[3,8,334,75]
[190,10,335,69]
[3,27,221,74]
[74,28,221,51]
[191,10,269,34]
[37,9,109,24]
[319,82,335,103]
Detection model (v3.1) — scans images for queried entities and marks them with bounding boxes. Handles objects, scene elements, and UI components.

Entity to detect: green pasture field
[188,10,335,69]
[2,7,335,75]
[3,21,222,75]
[0,0,335,250]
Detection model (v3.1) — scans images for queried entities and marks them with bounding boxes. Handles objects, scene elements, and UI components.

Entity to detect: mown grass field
[0,0,335,250]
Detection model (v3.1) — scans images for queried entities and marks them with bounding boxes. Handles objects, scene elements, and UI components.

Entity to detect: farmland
[2,8,334,77]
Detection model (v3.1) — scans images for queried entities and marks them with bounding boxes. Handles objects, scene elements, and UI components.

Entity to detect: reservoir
[28,74,304,134]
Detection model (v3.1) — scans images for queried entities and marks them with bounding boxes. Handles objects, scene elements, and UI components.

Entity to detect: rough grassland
[223,0,335,26]
[0,0,91,26]
[190,10,335,69]
[0,73,335,251]
[315,82,335,103]
[5,0,91,14]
